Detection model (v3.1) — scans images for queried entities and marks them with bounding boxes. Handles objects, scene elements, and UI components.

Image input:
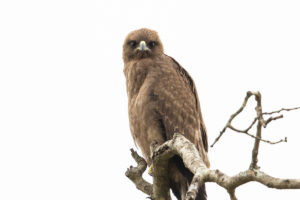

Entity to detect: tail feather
[168,156,207,200]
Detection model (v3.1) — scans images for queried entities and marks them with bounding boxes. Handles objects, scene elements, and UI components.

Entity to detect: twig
[210,92,253,147]
[211,91,297,148]
[244,117,258,132]
[263,107,300,115]
[228,125,286,144]
[264,115,283,127]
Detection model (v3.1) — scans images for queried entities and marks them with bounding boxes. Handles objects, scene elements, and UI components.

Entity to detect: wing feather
[166,55,208,152]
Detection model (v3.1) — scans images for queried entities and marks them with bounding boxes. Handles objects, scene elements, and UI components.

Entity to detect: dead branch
[210,91,253,147]
[151,141,173,200]
[125,149,153,196]
[127,133,300,200]
[263,107,300,115]
[211,91,297,148]
[125,91,300,199]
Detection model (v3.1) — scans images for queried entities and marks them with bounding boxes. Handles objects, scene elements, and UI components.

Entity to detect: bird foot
[148,164,153,176]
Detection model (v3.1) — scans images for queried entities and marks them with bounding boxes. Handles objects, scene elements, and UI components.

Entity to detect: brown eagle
[123,28,210,200]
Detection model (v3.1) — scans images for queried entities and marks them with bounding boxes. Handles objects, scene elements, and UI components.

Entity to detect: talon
[148,165,153,176]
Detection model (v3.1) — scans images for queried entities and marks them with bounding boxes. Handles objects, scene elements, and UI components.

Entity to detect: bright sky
[1,0,300,199]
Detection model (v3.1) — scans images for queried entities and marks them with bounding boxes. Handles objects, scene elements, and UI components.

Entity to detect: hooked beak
[137,41,150,51]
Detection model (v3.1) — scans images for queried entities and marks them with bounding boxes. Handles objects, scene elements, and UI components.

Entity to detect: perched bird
[123,28,209,200]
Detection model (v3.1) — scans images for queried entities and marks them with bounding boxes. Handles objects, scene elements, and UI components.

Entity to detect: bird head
[123,28,164,62]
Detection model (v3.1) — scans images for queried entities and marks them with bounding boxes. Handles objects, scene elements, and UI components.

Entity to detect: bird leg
[148,165,153,176]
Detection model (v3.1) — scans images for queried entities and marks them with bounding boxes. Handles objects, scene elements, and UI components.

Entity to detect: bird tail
[169,156,207,200]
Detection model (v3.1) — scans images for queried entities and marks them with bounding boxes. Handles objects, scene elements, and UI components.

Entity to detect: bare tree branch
[228,124,285,144]
[185,173,203,200]
[210,91,253,147]
[228,190,237,200]
[125,149,153,196]
[125,91,300,199]
[211,91,297,148]
[151,141,172,200]
[263,107,300,115]
[264,114,283,127]
[127,133,300,200]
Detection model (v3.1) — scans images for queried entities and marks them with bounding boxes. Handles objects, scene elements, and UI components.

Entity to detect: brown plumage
[123,28,210,200]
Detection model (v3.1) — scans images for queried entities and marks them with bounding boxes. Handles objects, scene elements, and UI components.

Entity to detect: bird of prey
[123,28,209,200]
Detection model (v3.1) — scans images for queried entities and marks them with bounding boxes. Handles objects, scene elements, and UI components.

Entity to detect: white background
[1,0,300,199]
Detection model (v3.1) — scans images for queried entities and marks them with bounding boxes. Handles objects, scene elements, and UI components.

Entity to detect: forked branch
[211,91,299,148]
[125,91,300,199]
[125,149,153,196]
[127,134,300,200]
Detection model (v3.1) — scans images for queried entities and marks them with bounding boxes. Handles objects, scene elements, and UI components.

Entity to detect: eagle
[123,28,210,200]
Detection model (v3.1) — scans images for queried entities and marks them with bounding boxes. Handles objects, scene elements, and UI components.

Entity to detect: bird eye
[128,40,137,47]
[148,41,156,48]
